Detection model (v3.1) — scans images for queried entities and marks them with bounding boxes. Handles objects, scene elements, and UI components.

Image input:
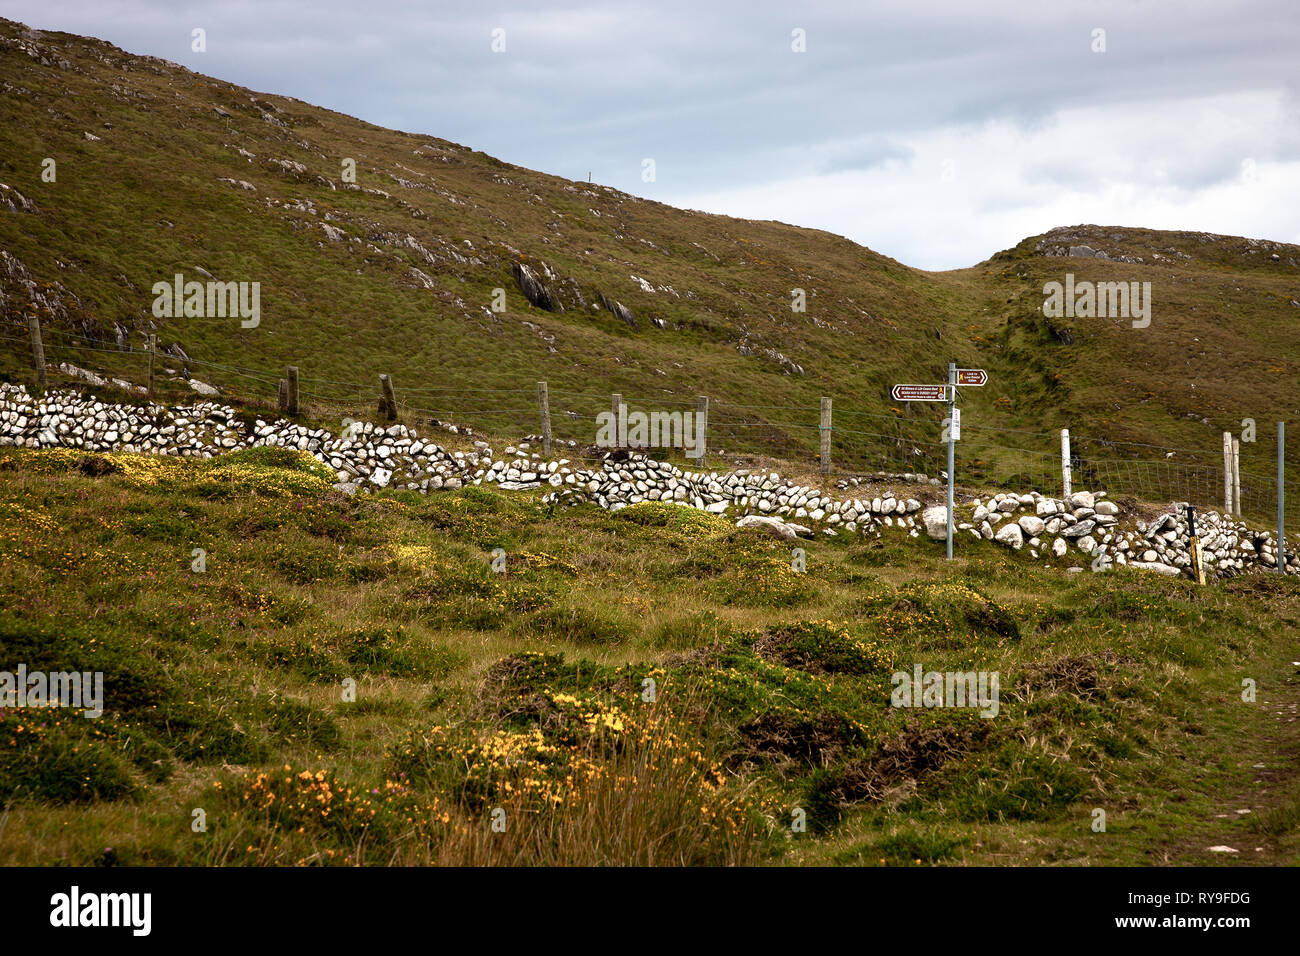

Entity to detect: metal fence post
[1279,422,1286,573]
[946,362,955,561]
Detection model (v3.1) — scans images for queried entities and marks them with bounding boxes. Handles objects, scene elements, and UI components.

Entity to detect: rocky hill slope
[2,17,1298,491]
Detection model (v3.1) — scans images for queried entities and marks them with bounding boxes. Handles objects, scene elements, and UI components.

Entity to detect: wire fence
[4,319,1298,527]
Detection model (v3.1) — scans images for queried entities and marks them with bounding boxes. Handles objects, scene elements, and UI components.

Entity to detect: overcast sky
[11,1,1299,269]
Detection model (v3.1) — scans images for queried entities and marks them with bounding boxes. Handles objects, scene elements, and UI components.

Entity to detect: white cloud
[662,91,1300,269]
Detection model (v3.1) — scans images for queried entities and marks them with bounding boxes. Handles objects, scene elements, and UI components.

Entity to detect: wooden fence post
[278,378,289,413]
[693,395,709,462]
[1232,436,1241,516]
[379,374,397,423]
[146,334,156,398]
[538,381,552,456]
[611,392,622,450]
[286,366,299,416]
[1223,431,1234,514]
[1060,428,1072,499]
[819,397,832,476]
[29,317,46,387]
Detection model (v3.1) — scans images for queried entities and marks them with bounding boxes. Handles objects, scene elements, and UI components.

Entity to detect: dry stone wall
[2,383,1292,581]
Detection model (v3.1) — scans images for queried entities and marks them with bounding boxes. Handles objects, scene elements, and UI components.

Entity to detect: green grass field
[1,446,1296,866]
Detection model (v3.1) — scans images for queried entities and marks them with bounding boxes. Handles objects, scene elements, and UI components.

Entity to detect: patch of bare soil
[737,710,863,769]
[813,717,996,808]
[1014,650,1133,702]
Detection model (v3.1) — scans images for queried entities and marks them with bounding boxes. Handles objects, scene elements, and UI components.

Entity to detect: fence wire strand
[5,325,1299,524]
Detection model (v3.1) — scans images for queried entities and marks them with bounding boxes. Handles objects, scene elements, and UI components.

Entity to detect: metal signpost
[946,363,956,560]
[1280,422,1286,574]
[892,363,986,561]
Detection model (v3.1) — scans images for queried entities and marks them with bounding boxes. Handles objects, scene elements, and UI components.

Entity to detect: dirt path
[1174,661,1300,865]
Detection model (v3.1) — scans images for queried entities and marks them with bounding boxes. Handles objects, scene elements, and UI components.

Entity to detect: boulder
[921,505,949,539]
[1018,515,1045,537]
[995,523,1024,549]
[511,262,563,312]
[1128,560,1181,577]
[736,514,808,541]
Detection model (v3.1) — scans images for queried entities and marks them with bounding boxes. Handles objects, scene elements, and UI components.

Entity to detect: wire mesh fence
[4,323,1297,528]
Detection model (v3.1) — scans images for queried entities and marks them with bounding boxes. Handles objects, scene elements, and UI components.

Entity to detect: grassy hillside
[2,17,1299,503]
[0,16,969,470]
[1,446,1297,865]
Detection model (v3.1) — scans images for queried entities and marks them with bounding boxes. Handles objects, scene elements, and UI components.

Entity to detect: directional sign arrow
[956,368,988,387]
[891,384,950,402]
